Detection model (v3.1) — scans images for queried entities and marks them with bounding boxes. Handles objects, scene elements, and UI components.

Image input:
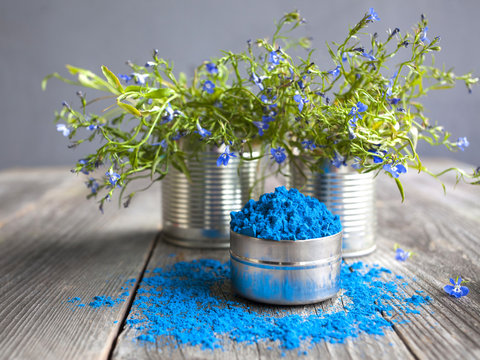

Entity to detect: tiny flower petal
[203,80,215,94]
[367,8,380,22]
[56,124,71,137]
[205,63,219,74]
[270,147,287,164]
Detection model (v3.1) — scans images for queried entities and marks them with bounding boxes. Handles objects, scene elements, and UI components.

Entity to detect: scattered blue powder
[230,186,341,240]
[69,260,433,353]
[67,297,81,303]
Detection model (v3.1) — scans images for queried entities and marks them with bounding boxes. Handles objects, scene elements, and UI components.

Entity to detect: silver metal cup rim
[230,229,343,243]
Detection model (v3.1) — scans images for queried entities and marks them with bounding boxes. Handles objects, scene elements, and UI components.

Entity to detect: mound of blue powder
[230,186,342,240]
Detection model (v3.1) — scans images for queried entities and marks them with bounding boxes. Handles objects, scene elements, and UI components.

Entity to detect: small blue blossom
[331,152,346,168]
[216,146,237,167]
[195,123,212,139]
[301,140,316,151]
[328,65,341,78]
[145,61,156,67]
[118,74,133,84]
[87,123,102,131]
[456,137,469,151]
[270,147,287,164]
[383,162,407,178]
[386,72,398,97]
[420,26,430,44]
[342,52,354,62]
[171,132,183,141]
[203,80,215,94]
[250,72,265,91]
[368,149,387,163]
[253,121,269,136]
[388,98,401,105]
[395,248,411,261]
[78,159,89,175]
[161,103,174,123]
[133,73,149,85]
[56,124,71,137]
[293,94,309,112]
[268,51,282,66]
[444,277,469,298]
[86,177,99,194]
[106,169,121,187]
[205,63,218,74]
[348,101,368,128]
[361,51,376,61]
[351,157,362,170]
[367,8,380,22]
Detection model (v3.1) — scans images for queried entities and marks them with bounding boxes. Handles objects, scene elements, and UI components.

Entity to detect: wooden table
[0,159,479,360]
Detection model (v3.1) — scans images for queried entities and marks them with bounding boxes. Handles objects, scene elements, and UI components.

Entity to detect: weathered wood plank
[360,163,480,359]
[0,168,161,360]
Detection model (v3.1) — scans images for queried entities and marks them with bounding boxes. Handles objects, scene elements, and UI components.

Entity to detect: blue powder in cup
[230,186,342,240]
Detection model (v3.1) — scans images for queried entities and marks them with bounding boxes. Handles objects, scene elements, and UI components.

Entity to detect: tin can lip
[229,229,343,243]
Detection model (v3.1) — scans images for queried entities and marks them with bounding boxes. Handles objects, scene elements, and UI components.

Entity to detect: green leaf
[117,100,142,117]
[395,178,405,202]
[101,65,124,93]
[145,88,175,99]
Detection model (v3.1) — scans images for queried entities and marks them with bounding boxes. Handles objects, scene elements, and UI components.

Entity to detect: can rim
[229,229,343,243]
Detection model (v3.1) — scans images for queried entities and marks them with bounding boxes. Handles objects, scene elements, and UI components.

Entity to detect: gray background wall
[0,0,478,170]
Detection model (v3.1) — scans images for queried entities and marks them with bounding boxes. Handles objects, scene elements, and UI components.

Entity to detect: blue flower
[388,98,401,105]
[331,152,346,168]
[456,137,469,151]
[395,248,411,261]
[270,147,287,164]
[195,123,212,139]
[444,277,469,298]
[216,146,237,167]
[301,140,316,151]
[351,157,362,170]
[250,72,265,91]
[86,177,99,194]
[133,73,149,85]
[383,162,407,178]
[78,159,89,175]
[348,101,368,128]
[106,169,121,187]
[145,61,156,67]
[161,103,174,123]
[253,121,269,136]
[368,149,387,163]
[293,94,309,112]
[203,80,215,94]
[342,52,354,62]
[118,74,133,84]
[205,63,218,74]
[268,51,282,66]
[367,8,380,22]
[56,124,71,137]
[328,65,341,78]
[361,51,376,61]
[420,26,430,44]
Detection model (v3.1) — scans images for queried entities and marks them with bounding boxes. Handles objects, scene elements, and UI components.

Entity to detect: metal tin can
[290,161,376,257]
[162,149,260,248]
[230,230,342,305]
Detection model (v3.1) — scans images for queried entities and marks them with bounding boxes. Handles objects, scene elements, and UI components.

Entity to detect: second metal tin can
[290,160,376,257]
[230,230,342,305]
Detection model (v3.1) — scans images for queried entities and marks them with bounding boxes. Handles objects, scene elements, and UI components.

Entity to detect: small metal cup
[230,230,342,305]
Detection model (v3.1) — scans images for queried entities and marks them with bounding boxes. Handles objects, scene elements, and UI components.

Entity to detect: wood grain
[0,168,161,360]
[1,159,480,360]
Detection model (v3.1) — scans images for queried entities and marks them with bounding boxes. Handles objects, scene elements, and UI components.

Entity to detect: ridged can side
[230,230,342,305]
[289,161,376,257]
[162,151,260,248]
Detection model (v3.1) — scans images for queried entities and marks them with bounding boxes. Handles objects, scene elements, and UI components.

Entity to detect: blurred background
[0,0,478,171]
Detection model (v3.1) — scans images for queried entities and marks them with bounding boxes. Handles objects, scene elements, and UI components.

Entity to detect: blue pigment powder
[230,186,342,240]
[73,259,431,352]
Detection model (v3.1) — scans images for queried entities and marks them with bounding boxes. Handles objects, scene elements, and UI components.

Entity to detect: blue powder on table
[230,186,341,240]
[117,260,430,352]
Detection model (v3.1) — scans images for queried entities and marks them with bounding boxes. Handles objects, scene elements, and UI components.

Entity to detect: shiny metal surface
[230,230,342,305]
[162,149,259,248]
[290,161,376,257]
